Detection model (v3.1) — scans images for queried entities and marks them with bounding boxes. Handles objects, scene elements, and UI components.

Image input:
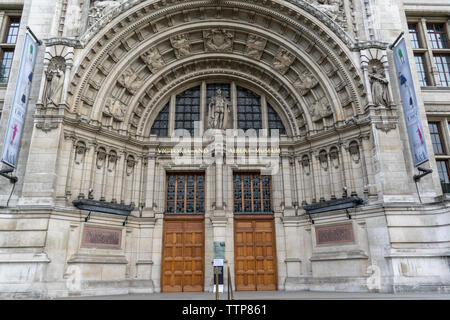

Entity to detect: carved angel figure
[118,69,143,94]
[272,49,295,74]
[141,48,165,73]
[170,34,191,58]
[294,71,318,94]
[104,97,127,122]
[245,35,267,59]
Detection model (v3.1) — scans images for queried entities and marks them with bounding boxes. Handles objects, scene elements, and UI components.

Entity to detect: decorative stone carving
[348,141,360,163]
[294,70,319,95]
[141,48,165,73]
[245,34,266,60]
[375,122,396,133]
[329,147,340,169]
[208,89,231,129]
[96,148,107,169]
[44,57,66,107]
[301,155,311,175]
[170,34,191,58]
[36,120,59,133]
[319,150,328,170]
[369,63,390,108]
[308,0,346,28]
[107,151,117,172]
[272,48,295,74]
[204,29,233,52]
[103,97,127,122]
[74,142,86,165]
[126,155,135,175]
[308,97,332,121]
[88,0,122,27]
[117,69,143,94]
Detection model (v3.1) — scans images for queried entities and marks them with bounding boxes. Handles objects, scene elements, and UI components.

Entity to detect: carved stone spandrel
[272,48,295,74]
[245,34,267,60]
[170,34,191,58]
[141,48,165,73]
[204,29,234,52]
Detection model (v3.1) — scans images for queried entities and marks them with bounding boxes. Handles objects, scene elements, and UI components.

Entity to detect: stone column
[143,154,156,217]
[281,153,294,216]
[282,217,303,290]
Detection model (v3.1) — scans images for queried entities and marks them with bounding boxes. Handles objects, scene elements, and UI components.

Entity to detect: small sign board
[213,259,224,267]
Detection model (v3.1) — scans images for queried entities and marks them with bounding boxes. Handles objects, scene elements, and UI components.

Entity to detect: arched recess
[67,0,366,139]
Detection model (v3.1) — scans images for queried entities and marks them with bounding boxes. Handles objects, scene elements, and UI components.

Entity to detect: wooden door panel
[162,217,204,292]
[234,216,277,291]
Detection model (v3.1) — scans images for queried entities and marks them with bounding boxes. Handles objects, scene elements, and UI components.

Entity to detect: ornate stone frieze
[306,0,346,29]
[204,29,234,52]
[88,0,123,27]
[272,48,295,74]
[170,34,191,58]
[245,34,267,60]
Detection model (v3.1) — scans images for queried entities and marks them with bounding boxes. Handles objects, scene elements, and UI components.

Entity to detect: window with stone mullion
[150,103,169,136]
[237,86,262,134]
[267,104,286,136]
[233,173,272,213]
[175,86,201,136]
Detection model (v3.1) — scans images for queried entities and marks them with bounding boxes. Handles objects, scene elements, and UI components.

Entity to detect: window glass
[434,55,450,86]
[267,104,286,136]
[429,122,445,154]
[408,24,421,49]
[4,17,20,44]
[233,173,272,213]
[0,49,14,83]
[427,23,448,49]
[237,86,262,133]
[166,173,205,214]
[175,86,201,136]
[414,55,428,86]
[150,103,169,136]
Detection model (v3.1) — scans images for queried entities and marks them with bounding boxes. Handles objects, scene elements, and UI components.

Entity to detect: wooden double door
[234,215,277,291]
[161,215,204,292]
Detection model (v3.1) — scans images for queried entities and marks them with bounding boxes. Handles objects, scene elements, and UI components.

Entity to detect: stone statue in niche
[208,89,231,129]
[170,34,191,58]
[141,48,165,73]
[204,29,233,52]
[88,0,123,27]
[44,57,66,107]
[74,142,86,165]
[96,148,107,169]
[272,48,295,74]
[104,97,127,122]
[118,69,143,94]
[107,152,117,172]
[245,35,266,59]
[369,64,390,108]
[294,70,318,95]
[308,97,332,121]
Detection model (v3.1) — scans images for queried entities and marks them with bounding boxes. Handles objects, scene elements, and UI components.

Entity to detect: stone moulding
[67,253,128,264]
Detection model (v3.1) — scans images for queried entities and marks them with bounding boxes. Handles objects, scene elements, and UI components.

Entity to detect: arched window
[237,86,262,132]
[149,83,288,137]
[150,103,169,136]
[267,104,286,135]
[175,86,201,136]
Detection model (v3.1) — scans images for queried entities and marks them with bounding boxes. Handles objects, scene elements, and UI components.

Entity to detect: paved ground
[60,290,450,300]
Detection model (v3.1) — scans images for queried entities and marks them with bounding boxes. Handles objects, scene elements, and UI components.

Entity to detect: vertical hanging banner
[393,38,429,167]
[1,33,38,168]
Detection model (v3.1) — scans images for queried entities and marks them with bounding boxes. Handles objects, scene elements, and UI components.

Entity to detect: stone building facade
[0,0,449,298]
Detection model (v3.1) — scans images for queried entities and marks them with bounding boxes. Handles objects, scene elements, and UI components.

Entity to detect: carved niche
[126,155,135,176]
[272,48,295,74]
[74,141,87,165]
[141,48,165,73]
[107,150,117,172]
[245,34,267,60]
[368,60,390,108]
[96,147,107,169]
[301,155,311,176]
[348,141,360,164]
[170,34,191,58]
